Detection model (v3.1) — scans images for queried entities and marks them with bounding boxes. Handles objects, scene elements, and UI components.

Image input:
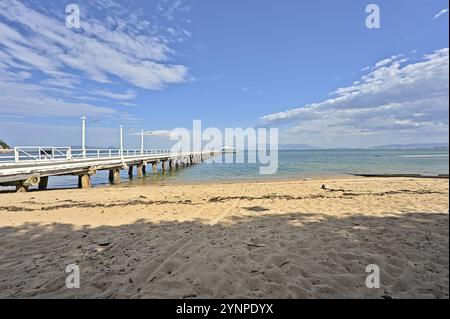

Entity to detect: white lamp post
[141,130,144,155]
[81,116,87,158]
[120,125,124,158]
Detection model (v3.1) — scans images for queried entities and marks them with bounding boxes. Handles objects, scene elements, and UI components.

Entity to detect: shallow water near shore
[22,149,450,190]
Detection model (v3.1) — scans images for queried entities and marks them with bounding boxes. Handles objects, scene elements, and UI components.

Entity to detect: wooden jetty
[0,147,218,192]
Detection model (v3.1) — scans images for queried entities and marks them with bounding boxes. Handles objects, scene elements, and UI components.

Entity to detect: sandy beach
[0,177,448,299]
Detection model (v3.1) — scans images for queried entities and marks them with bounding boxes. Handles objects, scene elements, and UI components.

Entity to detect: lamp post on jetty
[141,130,145,155]
[120,125,124,159]
[81,116,87,158]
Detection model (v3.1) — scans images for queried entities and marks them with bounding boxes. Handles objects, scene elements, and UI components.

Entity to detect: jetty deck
[0,147,218,192]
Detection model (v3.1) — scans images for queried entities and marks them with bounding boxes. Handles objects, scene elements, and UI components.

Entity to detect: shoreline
[1,172,449,194]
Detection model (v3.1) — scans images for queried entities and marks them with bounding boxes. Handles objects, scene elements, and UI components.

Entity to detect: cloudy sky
[0,0,448,148]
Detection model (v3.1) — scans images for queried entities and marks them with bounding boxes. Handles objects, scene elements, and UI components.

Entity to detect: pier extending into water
[0,147,218,192]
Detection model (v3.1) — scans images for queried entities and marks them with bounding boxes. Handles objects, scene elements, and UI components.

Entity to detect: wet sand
[0,177,448,298]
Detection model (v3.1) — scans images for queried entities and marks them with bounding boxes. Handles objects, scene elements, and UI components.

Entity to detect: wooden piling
[15,182,29,193]
[15,174,40,192]
[137,163,144,178]
[38,176,49,190]
[152,162,158,174]
[161,161,167,171]
[128,165,134,178]
[109,168,121,184]
[78,174,91,189]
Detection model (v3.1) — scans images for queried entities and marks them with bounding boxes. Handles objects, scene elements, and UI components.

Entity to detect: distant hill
[372,143,449,150]
[0,139,10,149]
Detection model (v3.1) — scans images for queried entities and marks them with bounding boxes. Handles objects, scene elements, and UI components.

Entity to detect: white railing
[0,147,179,164]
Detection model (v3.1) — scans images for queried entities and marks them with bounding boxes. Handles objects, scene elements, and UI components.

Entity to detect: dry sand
[0,177,448,299]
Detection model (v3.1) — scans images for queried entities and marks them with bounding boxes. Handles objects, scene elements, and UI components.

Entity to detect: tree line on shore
[0,139,10,149]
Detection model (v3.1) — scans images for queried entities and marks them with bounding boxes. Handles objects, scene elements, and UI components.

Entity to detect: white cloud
[433,8,448,20]
[0,0,188,90]
[0,81,117,118]
[0,0,192,123]
[94,89,137,100]
[157,0,191,21]
[374,54,403,68]
[119,102,140,107]
[260,48,449,147]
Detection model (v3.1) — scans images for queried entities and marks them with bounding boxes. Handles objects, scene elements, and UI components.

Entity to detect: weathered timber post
[152,162,158,173]
[77,168,96,189]
[137,163,144,178]
[15,174,40,192]
[161,160,167,171]
[15,182,29,193]
[38,176,49,191]
[109,168,121,184]
[128,165,134,178]
[78,174,91,189]
[169,159,174,170]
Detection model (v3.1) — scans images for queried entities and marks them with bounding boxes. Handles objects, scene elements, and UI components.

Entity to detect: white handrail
[0,146,216,164]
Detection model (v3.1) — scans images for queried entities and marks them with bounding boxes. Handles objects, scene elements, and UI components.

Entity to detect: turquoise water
[42,149,449,189]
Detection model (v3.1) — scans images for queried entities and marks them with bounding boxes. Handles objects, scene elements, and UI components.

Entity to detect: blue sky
[0,0,448,148]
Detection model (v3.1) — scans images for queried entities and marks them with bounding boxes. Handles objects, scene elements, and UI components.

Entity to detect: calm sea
[41,149,449,189]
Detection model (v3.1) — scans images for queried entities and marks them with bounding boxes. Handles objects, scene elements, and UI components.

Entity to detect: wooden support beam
[78,174,91,189]
[161,160,167,171]
[14,174,41,192]
[152,162,158,174]
[15,182,29,193]
[109,168,121,184]
[137,163,144,178]
[169,159,174,170]
[128,165,134,178]
[38,176,49,191]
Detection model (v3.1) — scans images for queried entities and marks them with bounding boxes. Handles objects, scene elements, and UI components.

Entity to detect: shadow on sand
[0,211,448,299]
